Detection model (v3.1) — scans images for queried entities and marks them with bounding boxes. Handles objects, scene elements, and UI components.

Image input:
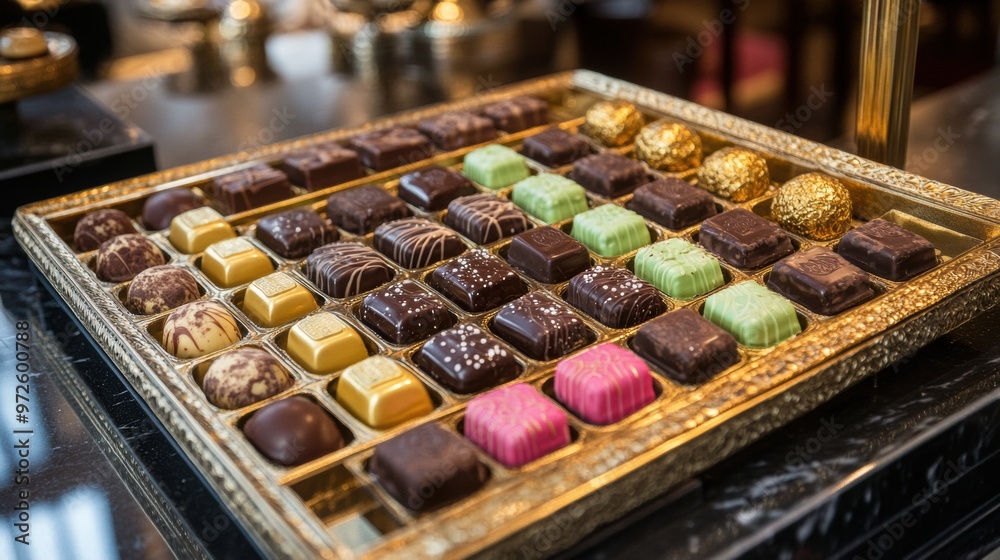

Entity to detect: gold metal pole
[856,0,922,168]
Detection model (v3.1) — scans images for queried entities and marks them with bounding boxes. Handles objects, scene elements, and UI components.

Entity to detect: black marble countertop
[4,59,1000,559]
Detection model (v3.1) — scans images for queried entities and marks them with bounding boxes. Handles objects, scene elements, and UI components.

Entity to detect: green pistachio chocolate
[635,238,724,300]
[569,204,650,257]
[462,145,530,189]
[703,281,801,348]
[511,174,589,224]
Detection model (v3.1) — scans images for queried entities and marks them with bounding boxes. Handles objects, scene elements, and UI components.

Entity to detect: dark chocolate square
[348,127,434,171]
[479,96,549,133]
[430,250,528,312]
[444,194,531,245]
[417,111,496,151]
[415,324,521,393]
[566,266,667,328]
[278,143,364,191]
[360,280,456,345]
[521,129,592,167]
[397,166,477,211]
[627,178,718,230]
[373,218,466,269]
[492,292,592,361]
[368,423,489,511]
[506,226,590,284]
[571,153,649,198]
[212,164,294,215]
[767,247,875,315]
[699,208,794,269]
[836,219,936,281]
[306,242,394,298]
[255,208,338,259]
[632,308,739,384]
[325,186,412,235]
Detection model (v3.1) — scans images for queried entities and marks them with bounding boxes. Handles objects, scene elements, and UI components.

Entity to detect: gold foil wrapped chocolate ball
[584,100,644,147]
[0,28,48,60]
[634,120,703,172]
[772,173,853,240]
[697,147,769,202]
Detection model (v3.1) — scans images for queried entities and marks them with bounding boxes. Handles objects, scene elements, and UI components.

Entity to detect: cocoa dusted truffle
[202,347,293,409]
[244,396,346,466]
[127,266,200,315]
[141,188,204,231]
[162,300,242,359]
[74,209,137,251]
[95,234,165,282]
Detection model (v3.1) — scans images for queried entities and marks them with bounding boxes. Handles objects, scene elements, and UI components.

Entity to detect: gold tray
[14,71,1000,559]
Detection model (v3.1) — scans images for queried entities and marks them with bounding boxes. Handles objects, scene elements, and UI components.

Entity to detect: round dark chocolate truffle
[74,208,137,252]
[127,265,200,315]
[95,234,165,282]
[142,188,204,231]
[202,347,293,409]
[163,300,242,359]
[244,396,345,466]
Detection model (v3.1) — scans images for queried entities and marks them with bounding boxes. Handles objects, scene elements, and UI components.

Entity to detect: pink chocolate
[554,343,655,425]
[464,383,569,468]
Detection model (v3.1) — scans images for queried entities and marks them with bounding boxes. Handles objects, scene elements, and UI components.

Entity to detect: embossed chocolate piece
[335,356,434,429]
[521,129,592,167]
[306,242,394,298]
[703,282,801,348]
[430,250,528,312]
[632,308,739,384]
[95,234,165,282]
[626,178,717,230]
[554,343,656,424]
[74,208,137,251]
[278,143,364,191]
[415,324,521,394]
[566,266,666,328]
[506,226,589,284]
[397,166,476,211]
[570,204,651,257]
[244,396,345,466]
[360,281,456,345]
[634,238,724,300]
[699,208,794,269]
[349,127,434,171]
[479,96,549,133]
[286,312,368,374]
[767,247,875,315]
[127,265,200,315]
[836,219,936,281]
[492,292,591,361]
[243,272,318,328]
[325,186,411,235]
[202,347,293,409]
[373,218,465,269]
[162,300,242,359]
[255,208,337,259]
[464,383,569,467]
[369,423,488,510]
[417,111,496,151]
[169,207,236,254]
[201,237,274,288]
[445,193,530,245]
[212,164,294,214]
[571,153,648,198]
[142,188,204,231]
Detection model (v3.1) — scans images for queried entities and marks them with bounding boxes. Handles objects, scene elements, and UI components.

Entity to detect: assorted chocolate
[212,164,294,215]
[571,153,648,198]
[634,120,702,171]
[415,324,521,394]
[306,242,394,298]
[510,174,588,224]
[75,208,138,251]
[202,347,293,409]
[243,272,318,328]
[465,383,569,467]
[462,145,530,190]
[627,178,717,230]
[162,300,242,359]
[335,356,434,429]
[704,282,801,348]
[837,218,936,281]
[278,143,363,191]
[201,237,274,288]
[349,127,434,171]
[772,173,853,240]
[479,96,549,133]
[360,281,456,345]
[142,188,204,231]
[584,100,644,147]
[325,186,411,235]
[506,226,590,284]
[96,234,165,282]
[570,204,650,257]
[632,308,739,384]
[430,250,527,312]
[168,207,236,254]
[244,396,345,466]
[491,292,591,361]
[697,147,769,202]
[127,265,200,315]
[635,239,724,300]
[554,343,656,424]
[285,312,368,374]
[768,247,875,315]
[445,193,530,245]
[521,129,592,167]
[397,166,476,211]
[417,111,496,151]
[566,266,666,328]
[699,208,794,269]
[254,208,337,259]
[373,218,466,269]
